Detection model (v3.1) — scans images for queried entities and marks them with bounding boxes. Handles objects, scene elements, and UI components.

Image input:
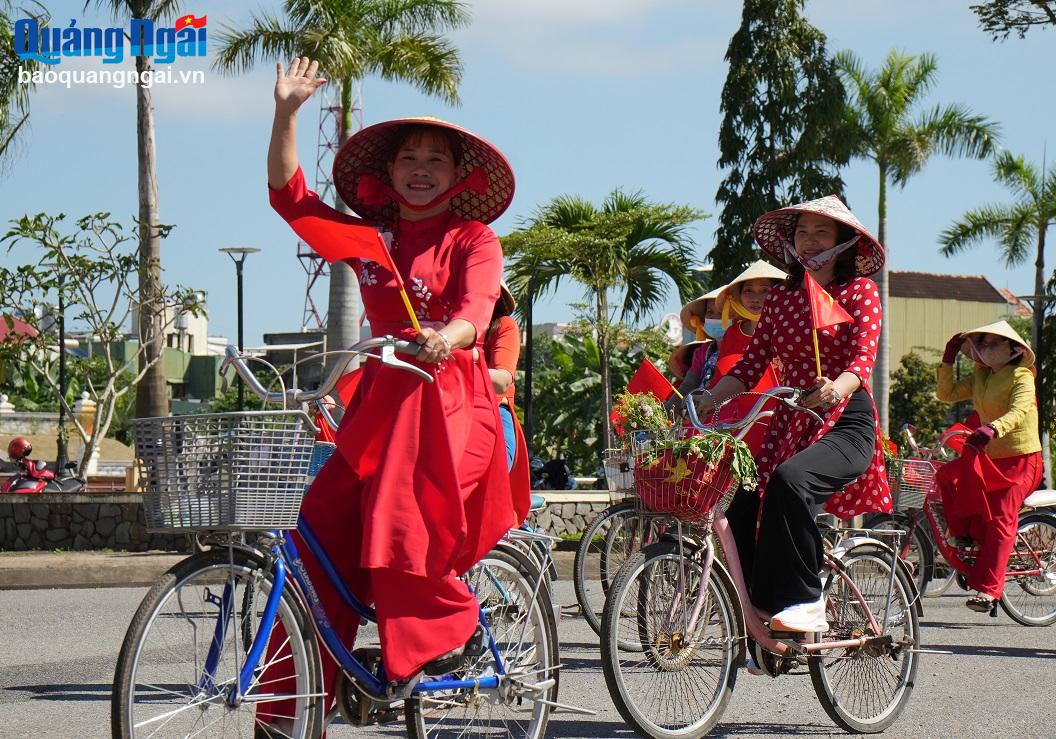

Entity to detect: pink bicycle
[601,388,923,736]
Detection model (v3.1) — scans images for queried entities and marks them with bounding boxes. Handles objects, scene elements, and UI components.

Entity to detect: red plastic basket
[633,447,738,522]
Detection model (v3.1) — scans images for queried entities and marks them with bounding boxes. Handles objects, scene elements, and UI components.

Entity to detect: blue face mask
[703,318,726,341]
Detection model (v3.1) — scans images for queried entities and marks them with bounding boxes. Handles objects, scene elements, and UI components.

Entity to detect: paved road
[2,580,1055,738]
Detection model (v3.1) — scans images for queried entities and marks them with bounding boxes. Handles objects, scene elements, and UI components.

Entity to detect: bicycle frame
[911,490,1052,583]
[204,519,512,706]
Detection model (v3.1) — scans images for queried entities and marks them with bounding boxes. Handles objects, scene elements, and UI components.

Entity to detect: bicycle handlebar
[222,336,430,408]
[683,385,824,433]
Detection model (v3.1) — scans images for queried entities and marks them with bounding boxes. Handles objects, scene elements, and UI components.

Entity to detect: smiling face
[386,129,461,220]
[737,278,775,313]
[793,212,840,259]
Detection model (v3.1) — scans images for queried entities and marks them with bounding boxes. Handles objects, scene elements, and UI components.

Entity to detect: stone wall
[0,490,620,552]
[524,492,616,538]
[0,494,186,552]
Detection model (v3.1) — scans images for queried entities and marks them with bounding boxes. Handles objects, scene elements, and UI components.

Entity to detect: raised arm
[268,57,327,189]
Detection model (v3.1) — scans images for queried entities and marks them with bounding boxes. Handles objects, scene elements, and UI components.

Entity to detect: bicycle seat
[1023,490,1056,509]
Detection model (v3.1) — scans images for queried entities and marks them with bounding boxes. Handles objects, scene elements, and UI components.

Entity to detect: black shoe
[951,536,975,549]
[422,625,486,676]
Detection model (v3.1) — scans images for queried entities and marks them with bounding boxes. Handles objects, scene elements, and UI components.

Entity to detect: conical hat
[715,260,787,312]
[667,340,711,380]
[961,320,1035,367]
[679,285,725,329]
[753,195,885,277]
[333,116,515,225]
[497,280,516,316]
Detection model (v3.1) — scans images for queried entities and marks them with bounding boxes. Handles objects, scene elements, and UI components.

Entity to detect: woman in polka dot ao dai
[698,195,892,633]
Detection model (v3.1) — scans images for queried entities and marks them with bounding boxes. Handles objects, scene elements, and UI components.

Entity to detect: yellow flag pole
[397,286,423,334]
[812,328,823,377]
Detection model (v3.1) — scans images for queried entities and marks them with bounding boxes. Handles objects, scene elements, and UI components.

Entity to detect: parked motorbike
[1,437,86,494]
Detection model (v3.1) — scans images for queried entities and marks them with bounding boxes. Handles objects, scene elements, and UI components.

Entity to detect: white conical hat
[752,194,885,277]
[680,285,726,329]
[960,320,1035,367]
[715,260,788,311]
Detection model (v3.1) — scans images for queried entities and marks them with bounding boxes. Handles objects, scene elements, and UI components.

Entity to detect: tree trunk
[873,164,890,434]
[598,290,613,453]
[134,54,168,419]
[1034,226,1050,486]
[325,82,362,371]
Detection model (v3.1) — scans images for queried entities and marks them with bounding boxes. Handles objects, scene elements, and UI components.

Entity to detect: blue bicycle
[111,337,562,738]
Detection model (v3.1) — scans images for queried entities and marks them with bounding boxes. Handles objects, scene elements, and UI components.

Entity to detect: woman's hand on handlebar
[801,376,841,410]
[415,327,453,364]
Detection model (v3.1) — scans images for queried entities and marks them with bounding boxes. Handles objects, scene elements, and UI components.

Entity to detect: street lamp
[219,247,260,411]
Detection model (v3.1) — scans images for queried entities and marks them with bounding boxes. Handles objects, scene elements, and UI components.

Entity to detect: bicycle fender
[831,537,924,617]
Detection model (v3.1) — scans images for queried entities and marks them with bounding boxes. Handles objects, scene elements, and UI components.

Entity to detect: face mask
[703,318,726,341]
[969,338,1024,369]
[785,235,860,272]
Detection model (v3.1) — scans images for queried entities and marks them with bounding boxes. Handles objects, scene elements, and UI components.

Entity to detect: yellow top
[935,363,1041,459]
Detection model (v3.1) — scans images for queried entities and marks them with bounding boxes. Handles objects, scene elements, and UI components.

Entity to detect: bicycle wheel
[922,530,957,598]
[405,547,556,739]
[809,544,920,734]
[865,513,933,597]
[112,548,323,739]
[999,513,1056,626]
[573,501,637,635]
[601,541,742,738]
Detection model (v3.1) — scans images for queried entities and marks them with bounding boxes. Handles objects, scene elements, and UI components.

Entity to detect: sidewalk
[0,550,186,590]
[0,549,578,589]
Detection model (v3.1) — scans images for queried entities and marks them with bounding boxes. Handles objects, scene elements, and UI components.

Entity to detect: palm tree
[214,0,469,367]
[504,191,702,450]
[91,1,185,419]
[836,49,1000,432]
[0,1,47,161]
[939,149,1056,415]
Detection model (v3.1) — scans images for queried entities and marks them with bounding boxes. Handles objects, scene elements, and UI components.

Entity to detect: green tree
[836,49,1000,433]
[91,0,188,420]
[521,329,666,474]
[0,1,47,162]
[889,351,952,446]
[0,212,202,475]
[214,0,469,369]
[938,150,1055,425]
[713,0,850,283]
[504,191,702,450]
[971,1,1056,40]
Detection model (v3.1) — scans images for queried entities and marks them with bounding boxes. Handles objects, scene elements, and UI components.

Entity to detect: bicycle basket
[886,458,941,512]
[133,411,316,532]
[602,448,635,492]
[631,433,739,522]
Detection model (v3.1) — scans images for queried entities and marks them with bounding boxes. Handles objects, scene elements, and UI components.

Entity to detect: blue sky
[2,1,1053,347]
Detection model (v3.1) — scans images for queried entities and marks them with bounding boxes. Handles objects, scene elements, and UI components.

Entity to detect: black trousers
[726,390,876,614]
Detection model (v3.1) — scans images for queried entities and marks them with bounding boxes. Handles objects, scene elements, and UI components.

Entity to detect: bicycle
[865,423,969,598]
[869,425,1056,626]
[600,387,924,737]
[111,337,576,738]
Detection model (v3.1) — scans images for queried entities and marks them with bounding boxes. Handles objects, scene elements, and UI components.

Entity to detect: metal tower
[297,80,364,331]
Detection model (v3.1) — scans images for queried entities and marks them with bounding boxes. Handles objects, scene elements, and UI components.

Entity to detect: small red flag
[626,359,676,401]
[287,215,400,280]
[803,272,853,329]
[175,14,207,29]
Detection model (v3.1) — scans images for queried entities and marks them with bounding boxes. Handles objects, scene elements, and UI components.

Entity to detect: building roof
[889,271,1006,303]
[995,287,1034,317]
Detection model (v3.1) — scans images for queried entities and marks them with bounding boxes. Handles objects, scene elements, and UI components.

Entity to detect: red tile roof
[889,271,1005,303]
[996,287,1035,317]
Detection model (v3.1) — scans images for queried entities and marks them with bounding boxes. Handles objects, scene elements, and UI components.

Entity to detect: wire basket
[602,448,635,492]
[630,432,740,523]
[133,411,316,532]
[886,458,941,512]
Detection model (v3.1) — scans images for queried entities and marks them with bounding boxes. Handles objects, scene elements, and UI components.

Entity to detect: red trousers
[263,451,480,724]
[938,451,1042,599]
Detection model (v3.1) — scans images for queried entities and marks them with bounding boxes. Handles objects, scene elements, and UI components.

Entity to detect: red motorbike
[1,437,86,494]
